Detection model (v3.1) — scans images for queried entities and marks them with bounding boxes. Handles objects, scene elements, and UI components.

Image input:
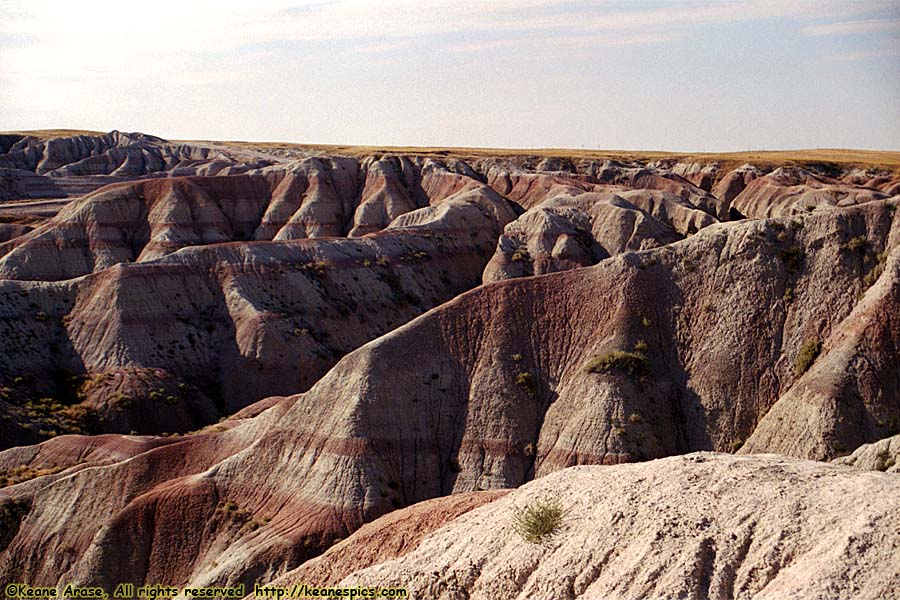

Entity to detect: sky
[1,0,899,151]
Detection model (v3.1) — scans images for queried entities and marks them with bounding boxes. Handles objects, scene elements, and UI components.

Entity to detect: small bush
[512,498,566,544]
[633,340,648,353]
[585,351,648,377]
[627,412,643,424]
[794,339,822,376]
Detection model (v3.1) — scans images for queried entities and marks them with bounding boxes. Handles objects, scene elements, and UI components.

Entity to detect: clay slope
[333,454,900,600]
[2,197,900,590]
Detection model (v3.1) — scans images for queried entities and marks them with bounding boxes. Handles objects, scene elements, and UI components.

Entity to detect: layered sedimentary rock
[3,195,900,590]
[0,188,514,445]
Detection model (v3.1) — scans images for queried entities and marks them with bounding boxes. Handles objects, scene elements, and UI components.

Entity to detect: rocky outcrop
[730,166,889,219]
[483,189,715,282]
[334,454,900,600]
[833,434,900,472]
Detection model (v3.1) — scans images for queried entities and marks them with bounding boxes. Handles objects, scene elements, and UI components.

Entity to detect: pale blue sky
[1,0,898,151]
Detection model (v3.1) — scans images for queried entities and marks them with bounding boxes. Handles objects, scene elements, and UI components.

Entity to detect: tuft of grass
[633,340,649,353]
[585,351,648,377]
[627,412,643,424]
[512,498,566,544]
[794,339,822,376]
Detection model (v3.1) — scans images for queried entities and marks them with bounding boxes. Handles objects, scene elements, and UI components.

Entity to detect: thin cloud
[802,18,900,36]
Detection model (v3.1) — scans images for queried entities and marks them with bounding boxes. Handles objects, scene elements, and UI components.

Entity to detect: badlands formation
[0,131,899,598]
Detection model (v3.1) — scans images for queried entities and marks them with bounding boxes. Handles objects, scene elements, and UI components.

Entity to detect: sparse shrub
[585,351,648,377]
[777,246,804,271]
[511,353,523,362]
[510,247,530,262]
[641,316,651,328]
[840,236,869,254]
[794,339,822,376]
[512,498,566,544]
[730,439,744,453]
[633,340,648,353]
[523,443,536,457]
[783,287,794,302]
[515,372,533,386]
[863,252,888,288]
[627,412,643,424]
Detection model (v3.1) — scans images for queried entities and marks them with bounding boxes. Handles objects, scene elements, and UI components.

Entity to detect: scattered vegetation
[584,351,649,377]
[794,339,822,376]
[627,412,643,424]
[633,340,649,353]
[641,316,651,328]
[730,439,745,453]
[512,498,567,544]
[0,464,66,488]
